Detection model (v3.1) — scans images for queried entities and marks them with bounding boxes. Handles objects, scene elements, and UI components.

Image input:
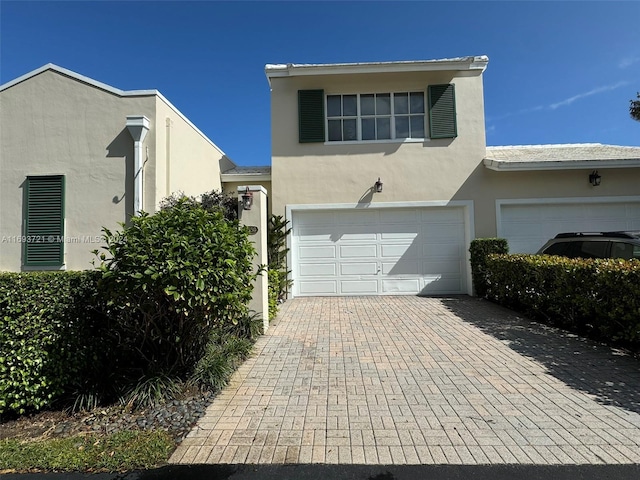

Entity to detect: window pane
[377,117,390,139]
[328,119,342,141]
[410,92,425,113]
[410,115,425,138]
[376,94,391,115]
[343,95,357,116]
[395,116,409,139]
[327,95,342,117]
[361,118,375,140]
[361,94,375,116]
[343,118,357,140]
[394,93,409,114]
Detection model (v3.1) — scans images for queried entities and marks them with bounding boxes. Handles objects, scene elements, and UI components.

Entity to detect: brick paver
[170,296,640,464]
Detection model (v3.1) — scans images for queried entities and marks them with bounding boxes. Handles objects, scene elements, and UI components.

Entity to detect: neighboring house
[265,56,640,297]
[0,64,254,271]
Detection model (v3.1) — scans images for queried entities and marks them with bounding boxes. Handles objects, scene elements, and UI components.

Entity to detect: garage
[498,199,640,253]
[290,206,469,296]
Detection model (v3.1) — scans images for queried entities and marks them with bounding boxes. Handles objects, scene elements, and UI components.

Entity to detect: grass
[0,430,175,473]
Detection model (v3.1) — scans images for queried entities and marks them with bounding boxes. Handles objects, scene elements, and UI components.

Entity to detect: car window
[611,241,640,260]
[543,242,571,256]
[573,241,608,259]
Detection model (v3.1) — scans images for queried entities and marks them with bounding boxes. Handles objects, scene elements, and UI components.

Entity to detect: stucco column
[237,185,269,332]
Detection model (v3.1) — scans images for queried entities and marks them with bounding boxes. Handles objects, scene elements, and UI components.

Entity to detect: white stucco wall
[0,69,157,271]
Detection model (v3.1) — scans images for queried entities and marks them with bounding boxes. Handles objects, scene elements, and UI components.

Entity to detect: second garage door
[291,207,467,296]
[499,200,640,253]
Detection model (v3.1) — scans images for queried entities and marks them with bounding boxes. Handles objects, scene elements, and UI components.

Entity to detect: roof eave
[483,158,640,171]
[221,173,272,183]
[265,56,489,79]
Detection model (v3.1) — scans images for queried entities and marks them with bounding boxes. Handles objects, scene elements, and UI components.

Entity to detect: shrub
[484,254,640,348]
[95,196,256,382]
[469,238,509,296]
[0,271,105,415]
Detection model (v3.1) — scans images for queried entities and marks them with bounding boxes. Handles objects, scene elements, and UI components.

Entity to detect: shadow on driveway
[440,297,640,415]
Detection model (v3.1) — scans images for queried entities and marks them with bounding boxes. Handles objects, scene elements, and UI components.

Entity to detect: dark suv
[537,231,640,260]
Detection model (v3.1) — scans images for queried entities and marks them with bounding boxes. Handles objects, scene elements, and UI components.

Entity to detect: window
[24,175,65,266]
[326,92,425,142]
[298,84,456,143]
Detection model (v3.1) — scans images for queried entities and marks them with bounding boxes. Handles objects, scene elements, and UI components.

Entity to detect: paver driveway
[170,296,640,465]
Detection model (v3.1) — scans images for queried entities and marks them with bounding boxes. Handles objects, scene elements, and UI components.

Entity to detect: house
[0,64,268,271]
[265,56,640,297]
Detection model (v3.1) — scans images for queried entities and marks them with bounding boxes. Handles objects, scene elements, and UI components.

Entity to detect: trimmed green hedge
[0,271,104,415]
[484,254,640,347]
[469,238,509,296]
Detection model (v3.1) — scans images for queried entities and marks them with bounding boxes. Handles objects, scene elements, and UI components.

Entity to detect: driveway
[169,296,640,465]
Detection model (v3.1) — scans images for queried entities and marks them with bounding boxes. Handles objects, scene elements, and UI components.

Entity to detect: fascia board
[483,158,640,171]
[265,56,489,79]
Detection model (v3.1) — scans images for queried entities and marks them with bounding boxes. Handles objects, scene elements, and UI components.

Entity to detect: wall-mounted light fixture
[374,177,383,193]
[589,170,601,187]
[241,187,253,210]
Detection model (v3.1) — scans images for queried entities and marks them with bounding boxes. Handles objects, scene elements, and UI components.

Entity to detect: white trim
[285,200,475,297]
[222,173,272,183]
[495,196,640,238]
[324,138,428,146]
[484,158,640,171]
[265,56,489,80]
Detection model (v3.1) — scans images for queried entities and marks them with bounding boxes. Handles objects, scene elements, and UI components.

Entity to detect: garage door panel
[340,245,377,258]
[379,210,418,224]
[299,245,336,259]
[424,259,461,275]
[341,280,379,294]
[336,210,378,225]
[423,243,461,257]
[382,260,419,275]
[341,262,377,275]
[299,280,338,295]
[299,263,336,277]
[421,276,462,294]
[293,207,467,296]
[421,208,464,223]
[382,278,421,293]
[381,243,416,258]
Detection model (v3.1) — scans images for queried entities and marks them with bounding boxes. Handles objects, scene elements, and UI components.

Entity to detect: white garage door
[500,201,640,253]
[291,207,467,296]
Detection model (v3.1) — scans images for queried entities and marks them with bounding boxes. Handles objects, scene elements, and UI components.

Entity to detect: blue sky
[1,1,639,166]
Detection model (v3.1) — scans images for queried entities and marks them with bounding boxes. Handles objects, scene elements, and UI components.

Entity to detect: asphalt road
[4,464,640,480]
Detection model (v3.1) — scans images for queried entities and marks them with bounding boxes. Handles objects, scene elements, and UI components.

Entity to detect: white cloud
[549,81,630,110]
[619,56,640,69]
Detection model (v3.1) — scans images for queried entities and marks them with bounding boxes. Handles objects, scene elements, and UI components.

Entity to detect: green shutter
[298,89,325,143]
[428,84,457,139]
[24,175,65,266]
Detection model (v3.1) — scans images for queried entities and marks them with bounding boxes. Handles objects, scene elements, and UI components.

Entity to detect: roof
[221,165,271,182]
[1,64,234,166]
[484,144,640,171]
[265,56,489,80]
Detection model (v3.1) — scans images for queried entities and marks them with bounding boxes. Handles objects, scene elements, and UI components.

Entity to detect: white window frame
[325,91,428,144]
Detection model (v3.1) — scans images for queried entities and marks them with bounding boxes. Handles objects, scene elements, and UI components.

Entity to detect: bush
[469,238,509,296]
[0,271,105,416]
[484,254,640,348]
[96,196,256,382]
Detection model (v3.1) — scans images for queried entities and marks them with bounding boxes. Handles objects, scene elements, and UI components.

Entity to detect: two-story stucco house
[0,64,265,271]
[265,56,640,297]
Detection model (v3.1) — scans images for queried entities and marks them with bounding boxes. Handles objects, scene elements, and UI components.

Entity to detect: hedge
[484,254,640,348]
[469,238,509,296]
[0,271,105,415]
